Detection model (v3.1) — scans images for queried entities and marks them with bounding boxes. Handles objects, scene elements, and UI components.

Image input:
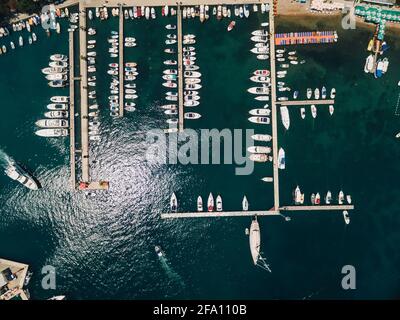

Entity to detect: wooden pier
[79,4,90,183]
[277,99,335,106]
[269,4,280,210]
[68,30,77,190]
[119,4,124,117]
[177,4,184,132]
[0,258,29,300]
[281,205,354,211]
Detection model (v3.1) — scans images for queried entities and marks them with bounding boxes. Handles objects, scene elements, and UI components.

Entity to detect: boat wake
[157,254,186,290]
[0,148,13,169]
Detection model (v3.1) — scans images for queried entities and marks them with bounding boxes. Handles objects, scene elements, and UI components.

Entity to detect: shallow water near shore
[0,10,400,299]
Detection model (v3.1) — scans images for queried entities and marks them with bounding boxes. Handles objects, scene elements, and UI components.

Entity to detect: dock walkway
[269,4,279,210]
[119,5,124,117]
[68,30,76,190]
[177,5,184,132]
[277,99,335,106]
[161,205,354,219]
[79,4,90,183]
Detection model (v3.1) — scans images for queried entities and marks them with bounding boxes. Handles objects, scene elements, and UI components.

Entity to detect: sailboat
[216,195,223,212]
[207,193,214,212]
[170,193,177,212]
[242,196,249,211]
[197,196,203,212]
[248,216,271,272]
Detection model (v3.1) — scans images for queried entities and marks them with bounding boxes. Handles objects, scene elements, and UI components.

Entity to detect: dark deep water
[0,8,399,299]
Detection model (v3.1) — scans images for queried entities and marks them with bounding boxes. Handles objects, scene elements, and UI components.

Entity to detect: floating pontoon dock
[119,4,124,117]
[161,205,354,219]
[69,30,77,190]
[277,99,335,106]
[269,2,280,210]
[177,4,184,132]
[79,4,90,183]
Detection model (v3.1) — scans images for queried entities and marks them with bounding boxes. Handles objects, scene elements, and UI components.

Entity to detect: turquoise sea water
[0,9,400,299]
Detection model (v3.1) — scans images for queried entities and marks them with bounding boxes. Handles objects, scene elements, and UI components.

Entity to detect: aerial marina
[1,0,400,301]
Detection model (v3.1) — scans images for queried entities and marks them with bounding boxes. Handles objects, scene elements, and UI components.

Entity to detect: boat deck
[68,30,76,190]
[177,5,184,132]
[119,5,124,117]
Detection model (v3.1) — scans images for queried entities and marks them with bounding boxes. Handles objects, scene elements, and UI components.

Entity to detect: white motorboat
[280,106,290,130]
[166,24,176,30]
[249,154,271,162]
[343,211,350,225]
[197,196,203,212]
[42,67,66,75]
[44,111,68,118]
[338,190,345,204]
[35,128,68,137]
[36,119,68,128]
[207,193,214,212]
[325,191,332,204]
[184,100,200,107]
[46,74,67,81]
[261,177,273,183]
[256,54,269,60]
[5,163,39,190]
[247,146,271,154]
[306,88,312,99]
[251,134,271,142]
[248,116,270,124]
[50,54,67,62]
[161,104,177,110]
[216,195,223,212]
[321,86,327,99]
[50,96,68,103]
[47,103,68,111]
[48,296,66,300]
[254,96,270,102]
[330,88,336,99]
[48,80,67,88]
[278,148,285,169]
[250,75,270,83]
[364,54,374,73]
[253,69,270,76]
[248,86,269,95]
[184,112,201,119]
[314,88,320,99]
[300,107,306,119]
[184,71,201,78]
[294,185,304,204]
[329,105,334,115]
[170,192,177,212]
[249,109,270,116]
[242,195,248,211]
[311,105,317,118]
[346,195,352,204]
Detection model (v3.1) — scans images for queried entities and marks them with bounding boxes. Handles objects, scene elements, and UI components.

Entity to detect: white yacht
[216,195,223,212]
[278,148,285,169]
[280,106,290,130]
[5,163,39,190]
[242,196,248,211]
[197,196,203,212]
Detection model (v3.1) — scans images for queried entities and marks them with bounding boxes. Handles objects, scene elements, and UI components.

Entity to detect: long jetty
[269,3,280,210]
[177,4,184,132]
[277,99,335,106]
[161,205,354,219]
[119,4,124,117]
[68,30,76,189]
[79,4,90,183]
